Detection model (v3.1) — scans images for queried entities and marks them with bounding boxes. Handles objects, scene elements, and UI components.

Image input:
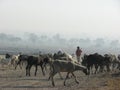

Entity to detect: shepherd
[75,46,82,63]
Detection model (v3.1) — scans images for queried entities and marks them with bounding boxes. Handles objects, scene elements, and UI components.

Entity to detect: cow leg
[44,64,47,72]
[34,65,38,76]
[90,65,94,74]
[40,65,45,76]
[15,60,21,69]
[15,62,18,70]
[19,62,22,69]
[64,72,70,86]
[99,65,104,73]
[58,72,63,80]
[94,65,98,74]
[26,65,29,76]
[106,64,110,72]
[48,65,53,80]
[43,63,47,72]
[26,65,31,76]
[48,72,51,80]
[87,65,90,75]
[71,72,79,84]
[28,65,32,76]
[50,71,57,87]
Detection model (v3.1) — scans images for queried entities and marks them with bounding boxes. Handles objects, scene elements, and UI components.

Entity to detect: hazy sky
[1,0,120,54]
[0,0,120,39]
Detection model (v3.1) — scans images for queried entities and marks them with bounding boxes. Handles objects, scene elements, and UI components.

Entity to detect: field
[0,63,120,90]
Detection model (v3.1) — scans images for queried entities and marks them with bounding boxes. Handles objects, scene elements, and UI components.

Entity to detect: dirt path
[0,66,120,90]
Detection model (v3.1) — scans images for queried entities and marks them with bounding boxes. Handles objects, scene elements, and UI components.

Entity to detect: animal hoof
[48,78,50,81]
[76,81,79,84]
[64,82,66,86]
[52,83,55,87]
[52,84,55,87]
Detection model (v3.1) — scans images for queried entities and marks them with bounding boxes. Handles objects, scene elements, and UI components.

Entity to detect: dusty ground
[0,64,120,90]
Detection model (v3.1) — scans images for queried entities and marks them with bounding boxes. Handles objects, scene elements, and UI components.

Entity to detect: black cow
[26,55,50,76]
[5,53,12,59]
[82,53,105,74]
[15,54,29,69]
[82,53,114,74]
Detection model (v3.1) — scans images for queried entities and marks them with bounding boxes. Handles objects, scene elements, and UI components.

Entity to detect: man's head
[77,46,79,49]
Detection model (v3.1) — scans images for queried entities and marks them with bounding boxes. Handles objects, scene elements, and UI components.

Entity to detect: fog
[0,33,120,55]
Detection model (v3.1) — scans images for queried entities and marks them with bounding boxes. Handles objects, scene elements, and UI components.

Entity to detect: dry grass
[0,60,120,90]
[106,78,120,90]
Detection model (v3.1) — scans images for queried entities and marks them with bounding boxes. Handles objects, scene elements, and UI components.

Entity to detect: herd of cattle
[0,52,120,86]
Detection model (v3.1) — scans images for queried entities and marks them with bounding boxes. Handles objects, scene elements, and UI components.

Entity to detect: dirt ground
[0,65,120,90]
